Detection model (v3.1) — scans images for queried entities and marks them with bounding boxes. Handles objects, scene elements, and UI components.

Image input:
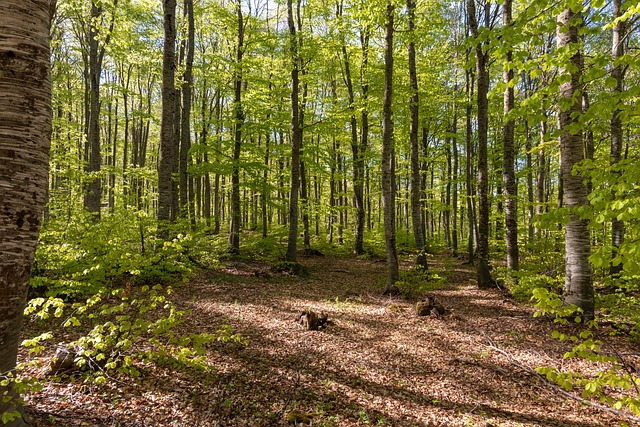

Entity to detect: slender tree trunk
[452,109,459,257]
[610,0,625,276]
[468,0,492,286]
[84,1,103,219]
[229,0,244,254]
[0,2,51,425]
[382,0,399,293]
[286,0,302,262]
[557,8,594,320]
[465,68,475,264]
[158,0,177,237]
[408,0,427,268]
[502,0,518,271]
[179,0,195,226]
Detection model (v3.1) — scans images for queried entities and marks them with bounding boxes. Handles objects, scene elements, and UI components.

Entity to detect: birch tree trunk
[0,1,51,424]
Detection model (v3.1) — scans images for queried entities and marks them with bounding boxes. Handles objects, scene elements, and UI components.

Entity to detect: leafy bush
[395,267,446,299]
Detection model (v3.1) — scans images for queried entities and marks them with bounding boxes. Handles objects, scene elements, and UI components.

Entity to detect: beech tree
[0,1,51,425]
[557,5,593,319]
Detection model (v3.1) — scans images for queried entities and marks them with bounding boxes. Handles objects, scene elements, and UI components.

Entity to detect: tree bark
[84,1,103,220]
[467,0,492,287]
[229,0,244,254]
[0,1,51,424]
[382,0,399,293]
[610,0,625,276]
[179,0,195,226]
[557,8,594,320]
[502,0,518,271]
[286,0,302,262]
[408,0,427,269]
[158,0,177,237]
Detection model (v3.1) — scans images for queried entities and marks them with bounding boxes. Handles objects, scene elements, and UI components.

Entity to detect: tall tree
[286,0,302,262]
[502,0,518,271]
[610,0,626,276]
[557,6,593,319]
[408,0,427,269]
[229,0,245,254]
[179,0,195,227]
[158,0,177,237]
[382,0,399,293]
[84,0,116,220]
[467,0,493,287]
[0,1,51,425]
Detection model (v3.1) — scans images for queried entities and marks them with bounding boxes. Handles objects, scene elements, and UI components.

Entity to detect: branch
[484,339,640,424]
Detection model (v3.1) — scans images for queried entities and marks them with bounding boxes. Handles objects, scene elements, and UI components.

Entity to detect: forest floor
[23,252,640,427]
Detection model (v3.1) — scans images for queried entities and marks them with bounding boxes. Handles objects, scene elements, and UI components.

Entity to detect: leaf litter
[21,253,639,426]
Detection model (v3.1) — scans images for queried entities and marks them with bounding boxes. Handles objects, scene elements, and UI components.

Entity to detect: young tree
[382,0,399,293]
[557,6,593,319]
[158,0,177,237]
[0,1,51,424]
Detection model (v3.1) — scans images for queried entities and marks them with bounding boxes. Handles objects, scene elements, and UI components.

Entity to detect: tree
[0,1,51,425]
[229,0,245,254]
[286,0,302,262]
[84,0,117,220]
[408,0,427,269]
[609,0,625,276]
[557,6,593,320]
[382,0,399,293]
[467,0,493,287]
[502,0,518,271]
[158,0,177,237]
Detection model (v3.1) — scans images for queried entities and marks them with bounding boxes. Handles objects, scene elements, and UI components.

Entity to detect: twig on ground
[484,338,640,424]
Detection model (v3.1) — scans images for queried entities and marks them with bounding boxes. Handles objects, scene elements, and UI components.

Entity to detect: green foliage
[395,267,446,299]
[32,210,201,299]
[531,290,640,416]
[497,267,563,302]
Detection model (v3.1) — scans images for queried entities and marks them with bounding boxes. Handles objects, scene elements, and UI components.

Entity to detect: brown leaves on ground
[22,254,639,426]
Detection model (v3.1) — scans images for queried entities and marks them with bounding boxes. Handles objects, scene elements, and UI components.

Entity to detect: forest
[1,0,640,425]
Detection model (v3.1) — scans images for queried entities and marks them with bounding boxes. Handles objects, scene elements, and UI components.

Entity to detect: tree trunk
[382,0,399,293]
[452,109,459,257]
[179,0,195,225]
[502,0,518,271]
[0,1,51,424]
[158,0,177,237]
[610,0,625,276]
[557,8,594,320]
[468,0,492,286]
[84,1,103,220]
[465,68,475,264]
[286,0,302,262]
[408,0,427,269]
[229,0,244,254]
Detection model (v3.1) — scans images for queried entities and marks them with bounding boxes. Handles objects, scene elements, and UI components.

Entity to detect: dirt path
[26,254,638,426]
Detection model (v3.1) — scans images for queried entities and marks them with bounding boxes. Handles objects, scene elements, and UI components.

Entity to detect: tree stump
[297,310,328,330]
[416,295,445,317]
